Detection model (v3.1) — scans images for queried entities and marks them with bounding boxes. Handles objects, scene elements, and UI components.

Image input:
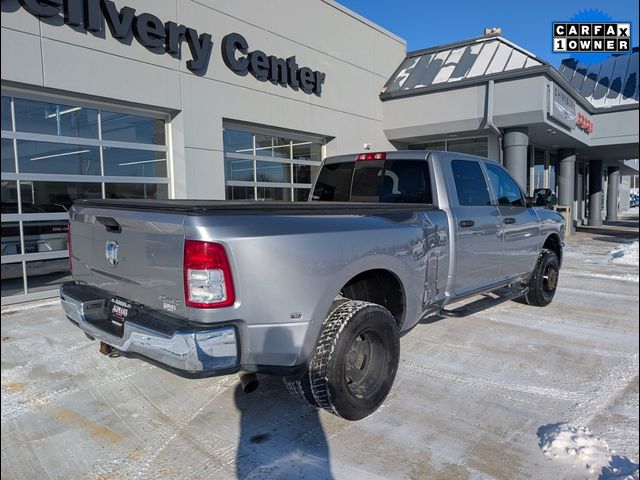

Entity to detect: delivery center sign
[13,0,326,95]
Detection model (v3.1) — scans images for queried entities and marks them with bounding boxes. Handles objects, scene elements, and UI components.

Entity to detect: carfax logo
[552,9,632,62]
[553,23,631,53]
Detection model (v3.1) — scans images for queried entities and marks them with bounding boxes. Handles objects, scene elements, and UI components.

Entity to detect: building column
[606,166,620,221]
[588,160,603,226]
[575,164,585,224]
[583,164,589,224]
[558,148,575,209]
[503,127,528,190]
[620,176,631,212]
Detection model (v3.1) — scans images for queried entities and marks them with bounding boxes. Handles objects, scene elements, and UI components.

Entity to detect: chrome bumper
[59,283,239,377]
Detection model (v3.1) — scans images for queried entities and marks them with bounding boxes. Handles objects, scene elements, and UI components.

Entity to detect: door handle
[96,216,122,233]
[459,220,475,228]
[503,217,516,224]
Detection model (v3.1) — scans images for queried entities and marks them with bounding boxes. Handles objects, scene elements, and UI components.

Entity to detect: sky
[338,0,639,66]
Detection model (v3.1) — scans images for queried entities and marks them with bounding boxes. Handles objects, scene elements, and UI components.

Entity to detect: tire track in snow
[400,359,583,402]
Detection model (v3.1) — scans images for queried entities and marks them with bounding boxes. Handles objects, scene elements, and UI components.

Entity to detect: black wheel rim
[542,260,559,295]
[344,329,387,399]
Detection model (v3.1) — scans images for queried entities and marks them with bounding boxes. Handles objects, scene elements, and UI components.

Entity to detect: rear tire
[524,249,559,307]
[308,300,400,421]
[283,298,350,407]
[283,372,318,407]
[284,300,399,420]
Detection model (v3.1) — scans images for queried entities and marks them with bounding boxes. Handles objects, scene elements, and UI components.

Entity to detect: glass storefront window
[256,160,291,183]
[1,222,21,255]
[105,183,168,199]
[20,181,102,212]
[223,125,324,202]
[26,258,72,294]
[1,180,19,213]
[294,188,311,201]
[293,164,313,184]
[257,186,291,201]
[17,141,101,175]
[14,98,98,138]
[293,142,322,162]
[226,186,254,200]
[223,129,253,154]
[408,138,488,156]
[272,137,291,158]
[22,220,68,254]
[102,147,166,177]
[255,135,291,158]
[2,138,15,172]
[1,261,25,297]
[100,111,165,145]
[2,96,11,131]
[1,94,169,302]
[447,138,488,157]
[225,158,254,182]
[253,135,272,156]
[408,141,446,151]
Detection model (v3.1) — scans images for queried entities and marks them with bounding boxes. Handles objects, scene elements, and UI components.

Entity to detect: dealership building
[1,0,638,303]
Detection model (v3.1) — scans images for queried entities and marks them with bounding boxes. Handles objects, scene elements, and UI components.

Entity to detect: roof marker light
[356,152,386,161]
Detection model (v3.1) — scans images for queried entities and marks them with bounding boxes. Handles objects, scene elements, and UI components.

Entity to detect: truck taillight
[67,222,72,272]
[356,152,386,161]
[184,240,235,308]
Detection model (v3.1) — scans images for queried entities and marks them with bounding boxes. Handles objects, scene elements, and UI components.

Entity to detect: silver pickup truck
[60,150,564,420]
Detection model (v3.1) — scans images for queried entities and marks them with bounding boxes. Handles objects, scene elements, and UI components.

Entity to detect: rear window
[312,160,432,204]
[312,161,354,201]
[451,160,491,206]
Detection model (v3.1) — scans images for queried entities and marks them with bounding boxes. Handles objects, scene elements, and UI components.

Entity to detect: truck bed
[74,199,439,215]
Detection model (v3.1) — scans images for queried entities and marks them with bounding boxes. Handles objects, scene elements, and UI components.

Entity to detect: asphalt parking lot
[2,214,638,480]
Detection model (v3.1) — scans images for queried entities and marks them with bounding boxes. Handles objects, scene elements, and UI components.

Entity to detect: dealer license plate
[109,297,133,330]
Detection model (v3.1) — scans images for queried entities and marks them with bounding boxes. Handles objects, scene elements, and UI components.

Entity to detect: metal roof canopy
[382,35,639,114]
[383,36,543,94]
[559,49,639,108]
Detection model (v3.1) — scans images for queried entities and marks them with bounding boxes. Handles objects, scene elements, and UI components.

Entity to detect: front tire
[307,300,400,421]
[524,249,560,307]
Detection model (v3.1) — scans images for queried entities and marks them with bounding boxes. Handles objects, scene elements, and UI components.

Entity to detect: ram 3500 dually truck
[60,151,564,420]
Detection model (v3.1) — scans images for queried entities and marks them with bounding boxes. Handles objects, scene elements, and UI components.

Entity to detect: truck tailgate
[70,206,187,317]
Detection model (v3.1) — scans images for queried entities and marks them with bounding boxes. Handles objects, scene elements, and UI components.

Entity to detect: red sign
[576,112,593,133]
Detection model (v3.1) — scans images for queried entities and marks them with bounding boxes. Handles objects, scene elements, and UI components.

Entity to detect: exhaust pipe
[99,341,120,358]
[238,371,259,393]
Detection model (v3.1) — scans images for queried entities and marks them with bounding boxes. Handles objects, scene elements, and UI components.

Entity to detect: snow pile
[609,242,639,266]
[538,423,639,480]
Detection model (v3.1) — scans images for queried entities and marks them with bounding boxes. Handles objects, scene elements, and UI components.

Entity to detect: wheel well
[543,234,563,267]
[340,269,405,327]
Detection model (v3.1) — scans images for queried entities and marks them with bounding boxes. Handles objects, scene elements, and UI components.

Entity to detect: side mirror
[532,188,558,208]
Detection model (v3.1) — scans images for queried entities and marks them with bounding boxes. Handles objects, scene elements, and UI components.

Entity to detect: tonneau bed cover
[73,199,438,216]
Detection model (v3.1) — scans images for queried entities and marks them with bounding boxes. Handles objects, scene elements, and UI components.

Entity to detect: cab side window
[485,163,525,207]
[451,160,491,206]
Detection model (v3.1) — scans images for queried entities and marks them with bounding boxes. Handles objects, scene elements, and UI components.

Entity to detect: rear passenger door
[484,162,540,278]
[449,159,503,296]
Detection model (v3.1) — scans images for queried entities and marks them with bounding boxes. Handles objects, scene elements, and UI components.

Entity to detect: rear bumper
[59,282,239,378]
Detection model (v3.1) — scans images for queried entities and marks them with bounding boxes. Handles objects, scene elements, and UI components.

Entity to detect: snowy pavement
[2,226,639,480]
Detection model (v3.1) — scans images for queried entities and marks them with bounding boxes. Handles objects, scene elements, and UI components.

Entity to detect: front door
[484,162,541,278]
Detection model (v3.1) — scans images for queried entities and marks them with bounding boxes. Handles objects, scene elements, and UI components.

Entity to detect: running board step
[439,286,528,318]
